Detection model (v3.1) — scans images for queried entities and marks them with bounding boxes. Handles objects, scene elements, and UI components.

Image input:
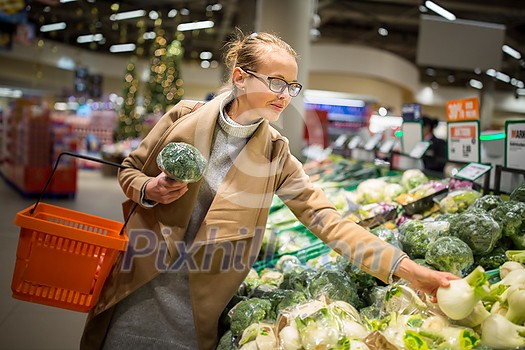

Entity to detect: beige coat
[80,92,405,349]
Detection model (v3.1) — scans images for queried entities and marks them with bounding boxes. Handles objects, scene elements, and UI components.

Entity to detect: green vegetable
[216,330,235,350]
[490,200,525,249]
[468,194,504,212]
[229,298,272,336]
[438,190,482,214]
[398,220,444,259]
[295,306,341,349]
[156,142,207,182]
[425,236,474,277]
[449,210,501,255]
[401,169,429,191]
[308,268,361,308]
[510,182,525,203]
[436,266,490,320]
[475,246,508,271]
[506,250,525,264]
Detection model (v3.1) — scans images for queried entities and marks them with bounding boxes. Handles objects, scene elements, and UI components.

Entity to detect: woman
[81,31,457,350]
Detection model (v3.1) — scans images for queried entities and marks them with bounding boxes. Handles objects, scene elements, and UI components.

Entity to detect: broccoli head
[449,210,501,255]
[469,194,504,212]
[156,142,207,182]
[371,227,403,250]
[279,265,315,292]
[490,200,525,249]
[475,246,508,271]
[425,236,474,276]
[398,219,444,258]
[229,298,272,336]
[216,330,235,350]
[510,182,525,203]
[308,268,361,308]
[275,290,308,315]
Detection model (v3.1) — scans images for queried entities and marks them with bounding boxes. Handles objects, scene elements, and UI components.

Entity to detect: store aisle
[0,169,127,350]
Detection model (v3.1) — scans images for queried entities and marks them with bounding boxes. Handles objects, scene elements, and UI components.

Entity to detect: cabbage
[356,178,387,204]
[401,169,429,191]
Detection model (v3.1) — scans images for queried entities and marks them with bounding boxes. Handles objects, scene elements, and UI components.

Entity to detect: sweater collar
[218,94,263,138]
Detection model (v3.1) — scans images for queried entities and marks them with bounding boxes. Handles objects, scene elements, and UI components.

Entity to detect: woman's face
[233,48,299,124]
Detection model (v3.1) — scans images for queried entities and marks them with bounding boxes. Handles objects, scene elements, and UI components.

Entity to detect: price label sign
[446,97,479,122]
[447,121,480,162]
[455,162,492,181]
[379,139,396,154]
[348,135,362,150]
[505,120,525,171]
[364,134,382,151]
[409,141,431,159]
[401,121,423,153]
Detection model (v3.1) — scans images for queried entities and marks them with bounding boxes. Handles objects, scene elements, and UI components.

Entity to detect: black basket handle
[30,151,137,235]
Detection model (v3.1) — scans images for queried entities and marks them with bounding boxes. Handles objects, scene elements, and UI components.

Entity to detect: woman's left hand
[394,257,459,302]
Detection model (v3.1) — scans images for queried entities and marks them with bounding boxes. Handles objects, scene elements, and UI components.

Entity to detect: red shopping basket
[11,152,135,313]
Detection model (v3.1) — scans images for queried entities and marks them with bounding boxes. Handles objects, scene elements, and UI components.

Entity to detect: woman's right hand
[144,173,188,204]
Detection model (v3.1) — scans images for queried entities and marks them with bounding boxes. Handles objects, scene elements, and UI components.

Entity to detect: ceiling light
[177,20,214,32]
[40,22,67,32]
[495,71,510,83]
[200,51,212,60]
[206,4,222,11]
[149,11,159,20]
[59,0,77,3]
[486,69,497,77]
[469,79,483,89]
[425,68,436,76]
[511,79,524,88]
[424,1,456,21]
[516,88,525,96]
[502,44,522,60]
[378,27,388,36]
[110,10,146,21]
[378,107,388,116]
[201,60,210,69]
[180,8,190,16]
[109,43,136,53]
[143,31,156,40]
[77,33,104,44]
[168,9,178,18]
[0,88,22,98]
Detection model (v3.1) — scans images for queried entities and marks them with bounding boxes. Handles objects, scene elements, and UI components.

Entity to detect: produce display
[156,142,207,182]
[216,155,525,350]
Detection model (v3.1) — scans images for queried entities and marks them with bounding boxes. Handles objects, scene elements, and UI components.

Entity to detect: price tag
[364,134,382,151]
[379,139,395,154]
[348,135,361,150]
[333,134,348,148]
[505,120,525,171]
[455,162,492,181]
[409,141,431,159]
[447,121,480,163]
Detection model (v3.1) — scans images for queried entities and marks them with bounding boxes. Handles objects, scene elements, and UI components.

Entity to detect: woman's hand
[144,173,188,204]
[395,257,459,302]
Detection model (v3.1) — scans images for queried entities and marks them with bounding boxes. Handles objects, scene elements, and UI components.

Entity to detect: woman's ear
[232,67,245,90]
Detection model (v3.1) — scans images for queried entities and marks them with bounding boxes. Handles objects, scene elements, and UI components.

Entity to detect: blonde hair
[221,30,298,90]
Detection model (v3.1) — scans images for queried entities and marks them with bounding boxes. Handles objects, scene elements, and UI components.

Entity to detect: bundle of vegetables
[437,189,482,214]
[156,142,207,182]
[435,261,525,349]
[397,219,449,259]
[396,180,447,207]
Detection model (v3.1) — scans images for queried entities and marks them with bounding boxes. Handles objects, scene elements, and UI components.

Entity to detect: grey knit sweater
[102,98,262,350]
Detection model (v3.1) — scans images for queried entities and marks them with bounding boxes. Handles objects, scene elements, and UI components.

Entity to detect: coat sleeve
[274,141,406,284]
[118,101,200,206]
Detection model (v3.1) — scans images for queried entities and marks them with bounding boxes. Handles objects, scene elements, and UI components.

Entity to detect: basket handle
[30,151,137,236]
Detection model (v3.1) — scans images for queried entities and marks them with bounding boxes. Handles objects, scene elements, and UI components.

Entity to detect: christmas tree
[115,57,141,141]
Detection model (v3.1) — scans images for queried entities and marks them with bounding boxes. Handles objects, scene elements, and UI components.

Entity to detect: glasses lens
[268,78,287,93]
[289,83,302,97]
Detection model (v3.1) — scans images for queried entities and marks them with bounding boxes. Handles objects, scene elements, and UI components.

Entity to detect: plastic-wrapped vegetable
[449,210,501,255]
[156,142,207,182]
[229,298,272,336]
[469,194,504,212]
[438,189,482,214]
[510,182,525,203]
[425,236,474,277]
[401,169,429,191]
[398,219,449,259]
[490,200,525,249]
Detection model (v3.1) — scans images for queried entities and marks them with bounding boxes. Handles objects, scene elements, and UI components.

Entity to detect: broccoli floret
[475,246,508,271]
[279,265,315,292]
[425,236,474,276]
[275,290,308,315]
[156,142,207,182]
[371,227,403,250]
[216,330,235,350]
[308,268,361,308]
[398,220,443,258]
[449,210,501,255]
[490,200,525,249]
[510,182,525,203]
[469,194,504,212]
[229,298,272,336]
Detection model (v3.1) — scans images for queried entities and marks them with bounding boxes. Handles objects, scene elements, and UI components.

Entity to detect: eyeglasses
[242,69,303,97]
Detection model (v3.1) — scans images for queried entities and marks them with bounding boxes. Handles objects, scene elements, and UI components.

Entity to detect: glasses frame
[241,68,303,97]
